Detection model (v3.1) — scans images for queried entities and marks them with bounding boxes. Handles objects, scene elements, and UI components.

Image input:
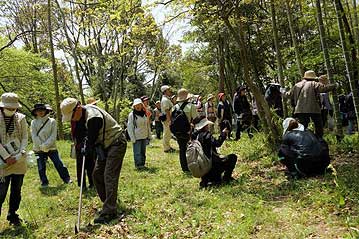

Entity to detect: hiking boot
[64,178,72,184]
[7,213,22,226]
[94,213,117,224]
[199,180,208,188]
[223,176,236,183]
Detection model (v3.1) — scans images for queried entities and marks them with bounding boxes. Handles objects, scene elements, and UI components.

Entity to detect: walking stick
[75,144,86,234]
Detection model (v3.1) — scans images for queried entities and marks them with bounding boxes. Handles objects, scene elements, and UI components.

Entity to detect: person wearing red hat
[217,93,233,139]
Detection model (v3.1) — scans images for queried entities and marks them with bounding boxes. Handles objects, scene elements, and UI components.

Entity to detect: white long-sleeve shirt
[127,112,151,143]
[31,115,58,152]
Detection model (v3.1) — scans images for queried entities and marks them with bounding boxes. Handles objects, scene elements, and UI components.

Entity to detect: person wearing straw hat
[127,99,151,170]
[153,101,163,139]
[278,117,330,178]
[61,97,127,224]
[31,103,71,187]
[173,88,198,172]
[283,70,336,137]
[160,85,175,153]
[192,115,237,188]
[0,93,28,226]
[205,94,216,133]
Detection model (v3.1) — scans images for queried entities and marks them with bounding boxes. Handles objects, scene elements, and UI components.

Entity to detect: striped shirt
[4,116,15,134]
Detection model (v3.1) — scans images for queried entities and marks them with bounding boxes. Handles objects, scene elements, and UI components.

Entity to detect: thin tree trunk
[47,0,63,139]
[334,0,359,130]
[218,35,225,93]
[316,0,343,137]
[285,0,304,77]
[353,0,359,51]
[271,0,288,117]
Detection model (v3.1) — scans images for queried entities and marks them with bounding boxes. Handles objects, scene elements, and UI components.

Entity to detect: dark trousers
[176,133,190,172]
[201,154,237,183]
[219,120,232,139]
[76,151,95,188]
[0,174,24,216]
[155,121,163,139]
[295,113,323,138]
[235,120,252,140]
[93,137,127,215]
[36,150,70,185]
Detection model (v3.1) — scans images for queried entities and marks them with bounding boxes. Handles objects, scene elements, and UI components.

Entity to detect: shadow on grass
[0,221,38,238]
[137,167,159,174]
[39,184,66,196]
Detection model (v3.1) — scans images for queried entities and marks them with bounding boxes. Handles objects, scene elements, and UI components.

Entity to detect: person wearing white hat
[282,70,336,137]
[192,116,237,188]
[127,99,151,169]
[60,97,127,224]
[278,118,330,178]
[172,88,198,172]
[160,85,175,153]
[0,92,28,226]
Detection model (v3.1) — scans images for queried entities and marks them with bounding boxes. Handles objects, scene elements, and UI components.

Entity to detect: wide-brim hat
[303,70,318,80]
[207,94,214,101]
[0,93,21,109]
[195,117,214,130]
[60,97,79,122]
[86,97,99,105]
[31,103,48,116]
[282,117,304,135]
[132,98,143,107]
[177,88,191,102]
[161,85,171,93]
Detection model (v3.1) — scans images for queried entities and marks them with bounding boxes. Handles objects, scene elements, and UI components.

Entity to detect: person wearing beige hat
[160,85,175,153]
[172,88,198,172]
[0,92,28,226]
[61,97,127,224]
[283,70,336,137]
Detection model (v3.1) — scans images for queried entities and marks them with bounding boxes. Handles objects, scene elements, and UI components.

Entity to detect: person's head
[86,97,98,105]
[31,103,50,118]
[218,93,225,101]
[161,85,172,97]
[0,92,21,117]
[282,117,304,135]
[207,94,214,102]
[319,75,328,85]
[155,101,161,109]
[303,70,318,81]
[132,98,144,111]
[193,115,214,132]
[171,95,177,104]
[60,97,81,122]
[140,96,149,106]
[177,88,190,102]
[236,86,246,96]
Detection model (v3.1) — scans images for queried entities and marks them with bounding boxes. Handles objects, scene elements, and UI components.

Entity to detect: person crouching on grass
[127,99,151,170]
[192,115,238,188]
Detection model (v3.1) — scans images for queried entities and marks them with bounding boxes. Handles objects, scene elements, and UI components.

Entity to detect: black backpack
[170,102,190,134]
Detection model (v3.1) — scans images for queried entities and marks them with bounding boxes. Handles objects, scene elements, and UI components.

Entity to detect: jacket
[31,115,57,152]
[192,130,226,162]
[127,112,151,143]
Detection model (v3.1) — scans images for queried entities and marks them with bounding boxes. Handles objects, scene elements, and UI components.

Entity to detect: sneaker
[7,213,22,226]
[64,179,73,184]
[94,213,117,224]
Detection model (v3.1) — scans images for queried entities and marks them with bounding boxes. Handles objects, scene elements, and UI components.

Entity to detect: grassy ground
[0,133,358,239]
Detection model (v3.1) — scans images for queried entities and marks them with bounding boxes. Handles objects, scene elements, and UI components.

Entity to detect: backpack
[170,102,190,134]
[186,138,212,178]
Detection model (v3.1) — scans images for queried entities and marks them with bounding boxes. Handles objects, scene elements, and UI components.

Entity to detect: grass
[0,133,358,239]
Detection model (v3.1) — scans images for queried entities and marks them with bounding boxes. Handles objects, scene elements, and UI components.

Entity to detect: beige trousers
[162,121,172,151]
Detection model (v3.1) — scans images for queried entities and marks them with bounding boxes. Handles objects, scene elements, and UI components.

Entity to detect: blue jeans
[36,150,70,185]
[133,139,147,168]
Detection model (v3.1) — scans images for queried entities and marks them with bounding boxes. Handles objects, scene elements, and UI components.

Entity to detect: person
[233,86,253,140]
[153,101,163,139]
[0,93,28,226]
[160,85,175,153]
[217,93,233,139]
[141,96,152,123]
[196,96,205,116]
[173,88,198,172]
[31,103,71,187]
[318,75,334,130]
[278,118,330,178]
[86,97,98,105]
[204,94,216,133]
[171,95,177,105]
[61,97,127,224]
[127,99,151,170]
[345,92,356,134]
[192,116,237,188]
[283,70,336,138]
[251,98,260,131]
[265,83,283,118]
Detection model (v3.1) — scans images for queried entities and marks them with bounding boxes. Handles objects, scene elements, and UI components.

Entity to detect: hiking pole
[75,144,86,234]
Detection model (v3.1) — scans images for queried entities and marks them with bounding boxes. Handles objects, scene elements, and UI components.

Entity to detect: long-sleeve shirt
[31,115,57,152]
[127,112,151,143]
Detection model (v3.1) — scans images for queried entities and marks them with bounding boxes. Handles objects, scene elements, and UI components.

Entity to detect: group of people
[0,70,343,226]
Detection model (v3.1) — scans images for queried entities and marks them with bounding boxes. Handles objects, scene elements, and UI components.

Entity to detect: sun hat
[0,93,21,109]
[140,96,149,102]
[45,104,53,111]
[132,98,143,107]
[60,98,79,122]
[207,94,214,101]
[303,70,318,80]
[31,103,48,116]
[195,117,214,130]
[176,88,191,102]
[155,100,160,105]
[218,92,225,100]
[282,117,304,135]
[160,85,171,93]
[86,97,98,105]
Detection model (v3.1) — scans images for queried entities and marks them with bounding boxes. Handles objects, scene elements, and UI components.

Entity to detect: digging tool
[75,144,86,234]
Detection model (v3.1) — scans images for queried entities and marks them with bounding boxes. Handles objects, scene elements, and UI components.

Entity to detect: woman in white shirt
[31,103,71,187]
[127,99,151,169]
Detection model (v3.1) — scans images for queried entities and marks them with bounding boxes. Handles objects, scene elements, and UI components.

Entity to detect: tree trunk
[334,0,359,130]
[218,35,225,93]
[353,0,359,51]
[47,0,64,139]
[316,0,343,137]
[271,0,288,117]
[285,0,304,77]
